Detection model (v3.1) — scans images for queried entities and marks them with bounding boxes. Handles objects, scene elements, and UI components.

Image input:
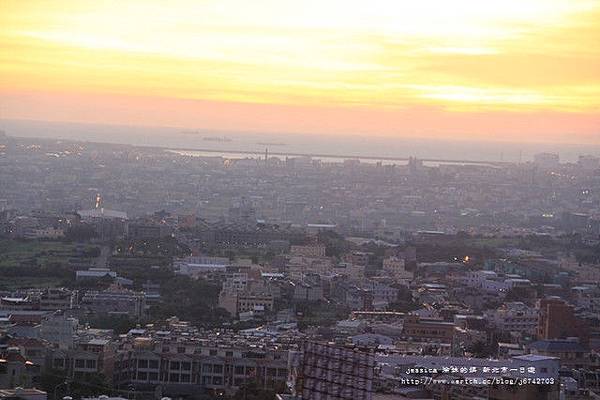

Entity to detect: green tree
[151,275,231,327]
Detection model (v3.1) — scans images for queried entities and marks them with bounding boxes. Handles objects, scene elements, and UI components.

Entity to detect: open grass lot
[0,239,96,268]
[0,276,63,290]
[465,235,580,259]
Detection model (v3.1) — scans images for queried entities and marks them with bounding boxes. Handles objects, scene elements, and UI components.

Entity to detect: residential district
[0,133,600,400]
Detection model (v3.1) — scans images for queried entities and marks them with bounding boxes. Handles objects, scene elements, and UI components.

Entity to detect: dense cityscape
[0,131,599,399]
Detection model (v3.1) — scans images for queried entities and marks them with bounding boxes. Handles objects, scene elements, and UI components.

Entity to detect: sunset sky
[1,0,599,143]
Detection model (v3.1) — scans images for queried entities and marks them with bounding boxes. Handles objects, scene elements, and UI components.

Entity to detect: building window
[137,371,147,380]
[149,360,159,369]
[138,359,148,368]
[75,359,85,368]
[169,373,180,382]
[170,361,180,370]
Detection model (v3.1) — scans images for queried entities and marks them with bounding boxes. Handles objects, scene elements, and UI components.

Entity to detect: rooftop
[528,340,587,353]
[78,208,127,220]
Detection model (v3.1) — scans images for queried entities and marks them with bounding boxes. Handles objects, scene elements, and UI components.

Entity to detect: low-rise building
[80,287,146,319]
[486,302,538,336]
[527,339,591,369]
[402,314,456,343]
[290,244,326,258]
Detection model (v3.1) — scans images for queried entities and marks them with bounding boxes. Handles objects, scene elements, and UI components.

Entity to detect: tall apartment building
[291,342,375,400]
[218,278,274,317]
[537,297,588,343]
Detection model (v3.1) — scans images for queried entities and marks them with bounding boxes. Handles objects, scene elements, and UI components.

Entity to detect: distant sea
[2,119,599,163]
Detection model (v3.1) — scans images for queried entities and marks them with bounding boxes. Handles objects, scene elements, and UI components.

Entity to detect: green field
[465,237,521,248]
[0,239,96,268]
[0,277,64,290]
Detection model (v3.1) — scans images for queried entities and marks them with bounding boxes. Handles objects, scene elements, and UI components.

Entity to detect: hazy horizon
[2,1,599,144]
[3,118,599,163]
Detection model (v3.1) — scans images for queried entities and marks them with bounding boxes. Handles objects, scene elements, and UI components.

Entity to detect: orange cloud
[0,0,599,142]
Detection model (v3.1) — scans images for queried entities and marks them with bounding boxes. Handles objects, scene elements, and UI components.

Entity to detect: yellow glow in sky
[1,0,599,142]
